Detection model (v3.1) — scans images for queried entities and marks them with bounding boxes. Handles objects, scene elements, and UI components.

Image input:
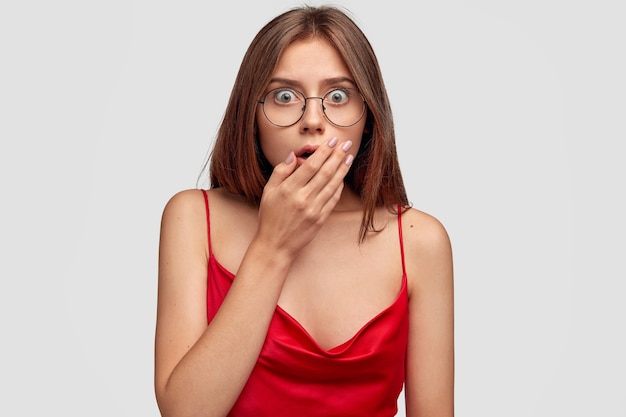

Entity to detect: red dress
[202,190,409,416]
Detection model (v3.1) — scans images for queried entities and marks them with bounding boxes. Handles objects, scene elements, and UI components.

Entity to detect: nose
[299,96,326,133]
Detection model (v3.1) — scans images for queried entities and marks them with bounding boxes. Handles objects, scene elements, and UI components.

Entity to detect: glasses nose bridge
[302,95,326,114]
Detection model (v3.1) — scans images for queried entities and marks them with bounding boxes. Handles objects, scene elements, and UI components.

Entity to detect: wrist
[245,236,295,274]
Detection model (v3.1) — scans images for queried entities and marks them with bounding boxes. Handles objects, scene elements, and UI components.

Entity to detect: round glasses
[258,87,367,127]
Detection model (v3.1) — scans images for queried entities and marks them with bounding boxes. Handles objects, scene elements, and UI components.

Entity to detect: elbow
[155,388,224,417]
[155,386,190,417]
[155,388,176,417]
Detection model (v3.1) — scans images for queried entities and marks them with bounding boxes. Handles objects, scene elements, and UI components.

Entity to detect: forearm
[157,239,292,417]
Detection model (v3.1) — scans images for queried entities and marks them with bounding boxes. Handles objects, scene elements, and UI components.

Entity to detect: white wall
[1,0,624,415]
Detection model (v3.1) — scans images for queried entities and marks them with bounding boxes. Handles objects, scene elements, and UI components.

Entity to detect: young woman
[154,6,454,417]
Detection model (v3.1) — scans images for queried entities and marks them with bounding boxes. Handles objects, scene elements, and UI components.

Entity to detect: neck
[332,186,363,213]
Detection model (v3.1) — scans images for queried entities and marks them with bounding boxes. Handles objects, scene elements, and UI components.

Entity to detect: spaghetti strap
[397,205,407,277]
[201,189,212,256]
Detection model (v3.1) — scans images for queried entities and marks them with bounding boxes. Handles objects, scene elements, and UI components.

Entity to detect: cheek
[256,112,283,167]
[346,122,367,155]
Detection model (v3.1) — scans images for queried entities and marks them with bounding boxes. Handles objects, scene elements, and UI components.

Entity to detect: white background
[1,0,624,416]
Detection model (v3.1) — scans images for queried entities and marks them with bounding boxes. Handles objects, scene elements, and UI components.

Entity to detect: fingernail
[341,140,352,152]
[345,154,354,166]
[328,137,338,148]
[285,151,295,164]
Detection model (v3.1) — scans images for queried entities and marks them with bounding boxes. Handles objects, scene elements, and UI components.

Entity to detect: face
[256,37,367,167]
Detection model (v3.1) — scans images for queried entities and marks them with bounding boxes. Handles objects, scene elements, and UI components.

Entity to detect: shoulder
[400,207,453,292]
[159,188,252,264]
[160,187,250,235]
[401,207,451,252]
[161,188,242,222]
[162,188,206,217]
[160,189,209,239]
[162,188,257,224]
[159,189,209,255]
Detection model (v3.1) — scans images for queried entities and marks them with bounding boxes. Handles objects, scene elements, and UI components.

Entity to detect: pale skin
[154,38,454,417]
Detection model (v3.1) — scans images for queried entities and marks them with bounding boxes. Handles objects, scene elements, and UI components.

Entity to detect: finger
[319,178,345,217]
[302,139,353,193]
[307,149,354,210]
[286,137,339,185]
[265,151,297,191]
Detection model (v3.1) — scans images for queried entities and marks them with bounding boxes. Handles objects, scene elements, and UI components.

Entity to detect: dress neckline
[209,252,407,354]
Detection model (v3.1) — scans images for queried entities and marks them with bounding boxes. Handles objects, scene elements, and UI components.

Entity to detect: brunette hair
[205,5,409,241]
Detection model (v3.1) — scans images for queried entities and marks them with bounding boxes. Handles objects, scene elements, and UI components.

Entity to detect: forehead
[271,38,354,86]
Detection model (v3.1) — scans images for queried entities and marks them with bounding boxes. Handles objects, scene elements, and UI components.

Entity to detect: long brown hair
[205,5,409,241]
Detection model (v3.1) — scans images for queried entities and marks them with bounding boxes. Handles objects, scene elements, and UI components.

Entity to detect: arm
[403,210,455,417]
[154,138,354,417]
[154,189,293,417]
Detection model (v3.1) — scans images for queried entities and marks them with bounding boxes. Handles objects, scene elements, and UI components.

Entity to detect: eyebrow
[267,77,357,89]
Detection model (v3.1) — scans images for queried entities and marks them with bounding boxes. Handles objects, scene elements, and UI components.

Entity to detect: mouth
[295,145,318,164]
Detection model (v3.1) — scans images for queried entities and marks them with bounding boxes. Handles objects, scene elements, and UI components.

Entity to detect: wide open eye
[325,89,350,105]
[272,89,300,105]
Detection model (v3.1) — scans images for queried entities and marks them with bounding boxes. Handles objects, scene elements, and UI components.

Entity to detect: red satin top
[202,190,409,417]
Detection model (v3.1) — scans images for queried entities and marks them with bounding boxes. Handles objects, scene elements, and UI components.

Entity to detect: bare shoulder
[400,208,453,292]
[159,189,209,260]
[161,188,207,219]
[201,188,259,271]
[401,207,451,253]
[161,188,244,226]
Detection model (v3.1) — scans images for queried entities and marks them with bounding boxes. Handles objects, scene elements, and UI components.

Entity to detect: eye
[272,89,299,104]
[326,89,349,105]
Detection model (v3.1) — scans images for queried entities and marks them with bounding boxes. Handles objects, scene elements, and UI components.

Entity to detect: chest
[211,206,405,351]
[274,219,405,350]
